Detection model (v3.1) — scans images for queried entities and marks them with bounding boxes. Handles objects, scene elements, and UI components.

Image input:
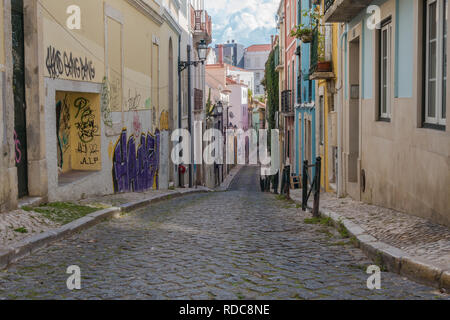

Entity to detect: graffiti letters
[126,89,141,111]
[56,94,71,169]
[74,97,99,144]
[101,77,113,128]
[112,129,160,193]
[46,46,95,81]
[13,130,21,164]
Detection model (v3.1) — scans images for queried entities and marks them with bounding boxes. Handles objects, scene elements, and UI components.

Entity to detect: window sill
[377,117,391,123]
[422,123,446,131]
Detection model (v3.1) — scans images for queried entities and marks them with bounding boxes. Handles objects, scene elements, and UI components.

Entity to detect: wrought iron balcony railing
[281,90,293,114]
[191,8,212,39]
[325,0,335,14]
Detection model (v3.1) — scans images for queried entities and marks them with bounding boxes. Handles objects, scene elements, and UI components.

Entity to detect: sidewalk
[290,189,450,291]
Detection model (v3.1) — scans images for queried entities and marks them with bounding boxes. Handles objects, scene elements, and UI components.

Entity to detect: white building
[244,44,272,97]
[227,77,249,131]
[227,65,255,94]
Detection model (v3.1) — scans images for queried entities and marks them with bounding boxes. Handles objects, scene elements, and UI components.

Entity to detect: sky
[205,0,278,48]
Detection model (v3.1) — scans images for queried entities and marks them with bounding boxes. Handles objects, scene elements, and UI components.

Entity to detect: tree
[263,48,279,151]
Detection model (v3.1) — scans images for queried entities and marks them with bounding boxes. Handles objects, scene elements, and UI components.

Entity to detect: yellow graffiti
[159,111,169,131]
[108,140,114,160]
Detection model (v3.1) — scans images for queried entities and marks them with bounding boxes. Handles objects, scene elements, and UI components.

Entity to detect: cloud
[205,0,279,47]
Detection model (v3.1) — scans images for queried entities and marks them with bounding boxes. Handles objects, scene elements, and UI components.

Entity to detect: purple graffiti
[112,129,160,193]
[14,130,22,164]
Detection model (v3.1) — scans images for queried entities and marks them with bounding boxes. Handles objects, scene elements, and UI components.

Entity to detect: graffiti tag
[74,97,99,144]
[13,130,21,164]
[46,46,95,81]
[126,89,141,111]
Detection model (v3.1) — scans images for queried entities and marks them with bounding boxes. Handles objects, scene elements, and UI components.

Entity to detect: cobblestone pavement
[0,166,447,300]
[290,190,450,270]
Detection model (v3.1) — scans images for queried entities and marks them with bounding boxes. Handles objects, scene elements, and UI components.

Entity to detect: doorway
[348,37,361,195]
[168,38,174,184]
[11,0,28,198]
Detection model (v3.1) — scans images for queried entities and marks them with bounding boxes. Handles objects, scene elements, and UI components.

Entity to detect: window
[424,0,447,127]
[291,0,295,29]
[379,19,392,120]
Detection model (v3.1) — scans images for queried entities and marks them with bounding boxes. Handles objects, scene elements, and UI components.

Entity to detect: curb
[316,207,450,291]
[0,189,209,270]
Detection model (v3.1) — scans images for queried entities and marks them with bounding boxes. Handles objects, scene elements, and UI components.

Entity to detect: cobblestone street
[0,166,447,300]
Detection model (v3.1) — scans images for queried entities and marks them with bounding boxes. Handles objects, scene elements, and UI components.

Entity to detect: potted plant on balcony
[316,33,332,73]
[290,7,323,43]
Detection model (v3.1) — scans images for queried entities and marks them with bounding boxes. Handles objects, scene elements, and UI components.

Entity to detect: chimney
[218,44,224,64]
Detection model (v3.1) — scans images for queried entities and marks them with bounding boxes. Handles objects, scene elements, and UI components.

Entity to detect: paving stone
[0,166,447,300]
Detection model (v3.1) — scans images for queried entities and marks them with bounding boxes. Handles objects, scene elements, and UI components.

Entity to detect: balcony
[191,7,212,45]
[274,45,284,72]
[324,0,373,23]
[309,28,334,80]
[194,89,203,112]
[281,90,294,115]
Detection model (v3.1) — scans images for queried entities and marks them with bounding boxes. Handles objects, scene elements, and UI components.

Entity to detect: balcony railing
[281,90,293,114]
[191,9,212,39]
[309,27,319,75]
[308,27,334,80]
[194,89,203,111]
[325,0,335,13]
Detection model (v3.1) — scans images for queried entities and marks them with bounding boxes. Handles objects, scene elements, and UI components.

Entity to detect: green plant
[263,48,279,152]
[337,220,350,238]
[205,88,213,119]
[14,227,28,234]
[33,202,99,225]
[290,8,324,40]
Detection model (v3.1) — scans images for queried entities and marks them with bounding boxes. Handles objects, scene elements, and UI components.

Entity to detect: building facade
[244,44,272,97]
[0,0,213,212]
[324,0,449,226]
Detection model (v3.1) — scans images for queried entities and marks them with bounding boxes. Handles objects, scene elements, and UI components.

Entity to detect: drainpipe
[178,35,182,187]
[336,24,348,198]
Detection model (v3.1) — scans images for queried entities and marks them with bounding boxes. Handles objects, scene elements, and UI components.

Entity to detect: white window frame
[380,21,392,119]
[425,0,447,126]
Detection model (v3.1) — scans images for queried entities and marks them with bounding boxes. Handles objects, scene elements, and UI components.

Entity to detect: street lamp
[178,40,208,72]
[178,39,209,188]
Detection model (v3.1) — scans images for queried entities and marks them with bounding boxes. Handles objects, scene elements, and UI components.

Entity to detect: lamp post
[178,40,208,188]
[210,101,223,186]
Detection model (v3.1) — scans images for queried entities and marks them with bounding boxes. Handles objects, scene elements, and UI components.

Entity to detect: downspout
[177,35,182,187]
[336,24,348,198]
[178,35,182,131]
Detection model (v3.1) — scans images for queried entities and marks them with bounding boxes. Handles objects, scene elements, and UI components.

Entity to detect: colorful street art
[55,92,101,173]
[112,129,160,193]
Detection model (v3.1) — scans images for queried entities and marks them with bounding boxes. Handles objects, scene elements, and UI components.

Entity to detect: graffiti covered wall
[56,91,101,173]
[112,129,160,193]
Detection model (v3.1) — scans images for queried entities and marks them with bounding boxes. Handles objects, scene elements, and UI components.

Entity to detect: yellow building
[0,0,182,209]
[311,1,339,193]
